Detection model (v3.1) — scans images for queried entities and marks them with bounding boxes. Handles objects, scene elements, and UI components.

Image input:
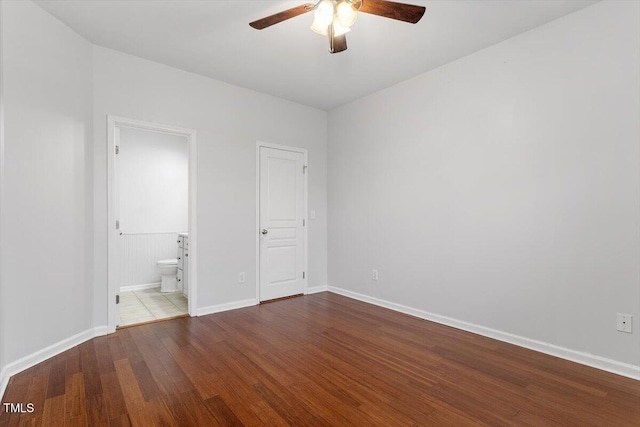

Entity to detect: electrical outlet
[238,272,246,283]
[372,269,378,281]
[617,313,632,333]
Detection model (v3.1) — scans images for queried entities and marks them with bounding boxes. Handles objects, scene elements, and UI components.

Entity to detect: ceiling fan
[249,0,426,54]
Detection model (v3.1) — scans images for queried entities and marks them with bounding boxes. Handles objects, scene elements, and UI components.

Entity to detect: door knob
[261,229,268,235]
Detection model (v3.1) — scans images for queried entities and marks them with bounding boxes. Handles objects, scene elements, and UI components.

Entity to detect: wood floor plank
[45,359,66,399]
[251,381,329,426]
[141,396,176,426]
[66,413,88,427]
[98,372,127,421]
[93,337,115,376]
[41,394,65,427]
[150,339,195,395]
[116,330,144,366]
[107,335,127,362]
[64,372,86,421]
[18,373,48,424]
[160,338,220,399]
[113,360,144,404]
[85,395,108,427]
[176,389,222,427]
[2,293,638,426]
[0,373,32,426]
[136,339,186,400]
[159,391,203,427]
[248,399,289,426]
[204,395,243,427]
[130,361,161,402]
[78,341,103,399]
[108,414,132,427]
[206,375,264,426]
[65,348,82,378]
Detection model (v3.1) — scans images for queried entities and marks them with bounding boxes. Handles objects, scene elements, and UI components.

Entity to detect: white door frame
[107,115,198,333]
[256,141,308,302]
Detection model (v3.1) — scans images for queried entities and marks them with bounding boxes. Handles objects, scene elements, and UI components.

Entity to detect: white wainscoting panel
[117,233,178,288]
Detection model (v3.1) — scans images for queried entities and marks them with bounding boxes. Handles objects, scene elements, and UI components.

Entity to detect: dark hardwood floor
[1,292,639,426]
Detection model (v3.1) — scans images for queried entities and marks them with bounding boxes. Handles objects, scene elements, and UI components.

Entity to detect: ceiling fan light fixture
[310,0,335,35]
[310,19,329,36]
[332,20,351,37]
[314,0,335,25]
[312,19,350,37]
[312,0,354,37]
[336,1,357,27]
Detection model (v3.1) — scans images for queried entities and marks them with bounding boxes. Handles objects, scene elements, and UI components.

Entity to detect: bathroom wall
[117,126,188,233]
[116,126,188,289]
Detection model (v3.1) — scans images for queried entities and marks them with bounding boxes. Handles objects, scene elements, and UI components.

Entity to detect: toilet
[157,259,178,292]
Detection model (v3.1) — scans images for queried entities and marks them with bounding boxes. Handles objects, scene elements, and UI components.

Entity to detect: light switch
[310,210,316,220]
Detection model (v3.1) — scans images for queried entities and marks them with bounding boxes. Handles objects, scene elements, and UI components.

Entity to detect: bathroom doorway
[107,116,197,332]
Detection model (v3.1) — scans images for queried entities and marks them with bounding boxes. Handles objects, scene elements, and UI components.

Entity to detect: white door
[259,146,306,301]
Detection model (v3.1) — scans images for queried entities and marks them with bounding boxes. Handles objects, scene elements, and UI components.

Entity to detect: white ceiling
[35,0,597,110]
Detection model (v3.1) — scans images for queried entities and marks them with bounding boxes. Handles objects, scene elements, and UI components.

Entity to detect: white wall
[118,126,188,233]
[93,46,328,323]
[0,0,6,389]
[1,0,93,368]
[328,0,640,370]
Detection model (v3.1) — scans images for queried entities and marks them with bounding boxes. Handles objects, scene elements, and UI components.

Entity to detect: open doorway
[107,116,197,332]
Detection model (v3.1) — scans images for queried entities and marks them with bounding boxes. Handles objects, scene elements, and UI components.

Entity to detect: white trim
[255,144,260,305]
[305,285,328,294]
[119,283,160,292]
[0,326,108,400]
[197,298,258,317]
[327,286,640,381]
[0,365,8,401]
[255,141,309,303]
[107,115,198,333]
[187,123,198,320]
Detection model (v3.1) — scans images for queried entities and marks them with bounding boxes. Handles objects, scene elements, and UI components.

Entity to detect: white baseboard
[327,286,640,381]
[0,365,9,402]
[0,326,109,400]
[119,282,160,292]
[197,298,258,317]
[306,285,328,294]
[197,288,328,316]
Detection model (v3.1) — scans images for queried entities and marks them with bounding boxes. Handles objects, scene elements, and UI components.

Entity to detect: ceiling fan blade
[357,0,425,24]
[249,3,315,30]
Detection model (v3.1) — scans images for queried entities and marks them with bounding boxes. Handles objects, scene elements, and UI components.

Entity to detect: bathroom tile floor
[118,287,188,327]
